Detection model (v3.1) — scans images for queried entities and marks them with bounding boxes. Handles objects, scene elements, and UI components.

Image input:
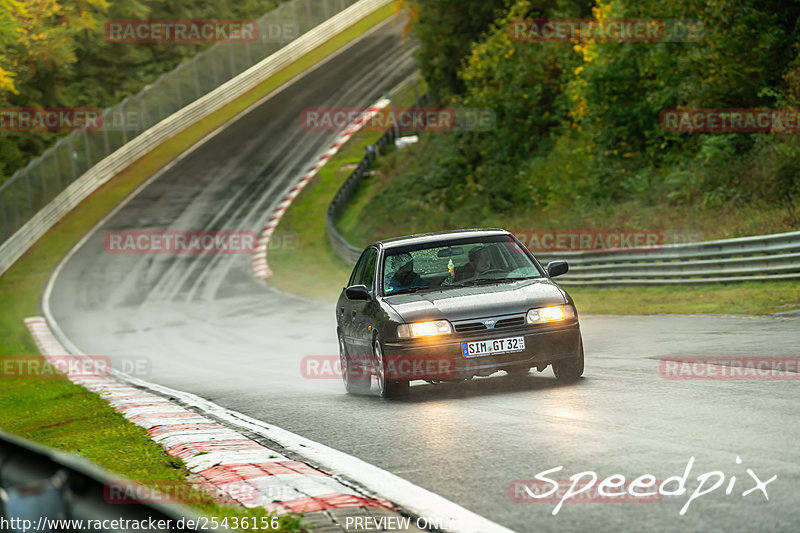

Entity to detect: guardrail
[532,230,800,286]
[326,131,397,265]
[325,110,800,285]
[327,94,430,264]
[0,429,221,532]
[0,0,394,278]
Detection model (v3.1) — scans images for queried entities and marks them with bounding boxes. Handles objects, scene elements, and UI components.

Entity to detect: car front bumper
[382,321,582,380]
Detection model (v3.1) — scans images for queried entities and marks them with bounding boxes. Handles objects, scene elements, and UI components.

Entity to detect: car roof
[373,228,510,250]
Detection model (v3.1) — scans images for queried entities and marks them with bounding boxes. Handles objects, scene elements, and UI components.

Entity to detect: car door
[350,247,378,357]
[339,249,369,354]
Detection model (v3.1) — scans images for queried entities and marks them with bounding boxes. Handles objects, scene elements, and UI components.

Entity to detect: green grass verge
[0,4,397,528]
[267,81,423,299]
[566,281,800,315]
[0,378,304,530]
[269,96,799,315]
[267,128,375,298]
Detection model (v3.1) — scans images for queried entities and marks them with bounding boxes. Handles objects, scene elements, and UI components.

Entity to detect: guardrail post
[155,83,165,124]
[120,98,130,144]
[24,166,33,217]
[174,71,183,108]
[192,58,202,100]
[1,188,9,241]
[228,43,237,78]
[67,136,78,183]
[101,120,110,156]
[83,131,92,168]
[50,149,62,193]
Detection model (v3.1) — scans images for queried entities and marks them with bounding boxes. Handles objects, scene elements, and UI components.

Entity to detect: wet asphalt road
[46,17,800,533]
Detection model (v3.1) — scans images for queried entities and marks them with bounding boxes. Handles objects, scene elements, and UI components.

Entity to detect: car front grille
[455,322,488,333]
[454,315,526,333]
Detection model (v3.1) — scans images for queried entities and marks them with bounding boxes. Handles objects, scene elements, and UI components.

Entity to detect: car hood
[384,279,566,323]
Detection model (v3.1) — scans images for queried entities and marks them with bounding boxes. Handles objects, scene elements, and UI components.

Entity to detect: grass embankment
[0,5,397,529]
[269,97,799,314]
[336,133,798,245]
[268,80,424,297]
[333,136,800,314]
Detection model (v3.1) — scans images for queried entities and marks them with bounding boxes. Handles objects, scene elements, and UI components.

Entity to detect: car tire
[552,337,584,382]
[339,334,370,395]
[373,337,409,398]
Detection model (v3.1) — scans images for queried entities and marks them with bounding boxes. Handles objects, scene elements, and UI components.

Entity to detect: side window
[348,250,370,286]
[357,248,378,289]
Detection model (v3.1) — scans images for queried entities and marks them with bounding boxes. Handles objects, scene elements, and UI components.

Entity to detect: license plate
[462,336,525,357]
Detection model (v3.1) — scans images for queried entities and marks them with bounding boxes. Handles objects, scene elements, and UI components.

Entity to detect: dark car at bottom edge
[336,228,584,397]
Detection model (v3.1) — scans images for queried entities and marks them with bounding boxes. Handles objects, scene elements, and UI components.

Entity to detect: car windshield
[382,236,542,295]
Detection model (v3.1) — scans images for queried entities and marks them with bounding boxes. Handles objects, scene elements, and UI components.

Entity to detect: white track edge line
[110,372,516,533]
[40,13,399,348]
[35,16,517,533]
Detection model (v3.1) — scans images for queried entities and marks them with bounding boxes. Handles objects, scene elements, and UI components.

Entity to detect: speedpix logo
[511,456,776,515]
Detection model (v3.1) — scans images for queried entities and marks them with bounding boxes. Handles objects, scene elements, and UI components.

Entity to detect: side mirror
[345,284,371,300]
[546,260,569,278]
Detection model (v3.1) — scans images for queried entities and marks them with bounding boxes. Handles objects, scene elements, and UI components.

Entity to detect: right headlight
[526,305,576,324]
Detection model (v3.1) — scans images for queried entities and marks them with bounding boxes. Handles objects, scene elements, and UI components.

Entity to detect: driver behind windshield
[386,252,425,292]
[457,245,493,281]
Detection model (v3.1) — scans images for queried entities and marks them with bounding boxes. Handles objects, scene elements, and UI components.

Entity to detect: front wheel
[552,339,584,382]
[373,337,409,398]
[340,335,370,394]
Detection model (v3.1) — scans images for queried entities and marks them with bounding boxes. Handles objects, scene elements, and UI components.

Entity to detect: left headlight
[526,305,576,324]
[397,320,453,338]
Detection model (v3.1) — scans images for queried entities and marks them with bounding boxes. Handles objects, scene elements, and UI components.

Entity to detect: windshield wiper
[453,277,519,287]
[386,286,438,295]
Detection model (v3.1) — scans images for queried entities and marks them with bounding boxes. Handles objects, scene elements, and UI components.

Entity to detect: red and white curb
[24,317,394,514]
[251,98,391,279]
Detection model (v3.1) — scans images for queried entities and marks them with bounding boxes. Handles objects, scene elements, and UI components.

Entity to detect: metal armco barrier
[0,0,394,278]
[327,94,430,264]
[532,230,800,286]
[326,110,800,285]
[0,430,221,532]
